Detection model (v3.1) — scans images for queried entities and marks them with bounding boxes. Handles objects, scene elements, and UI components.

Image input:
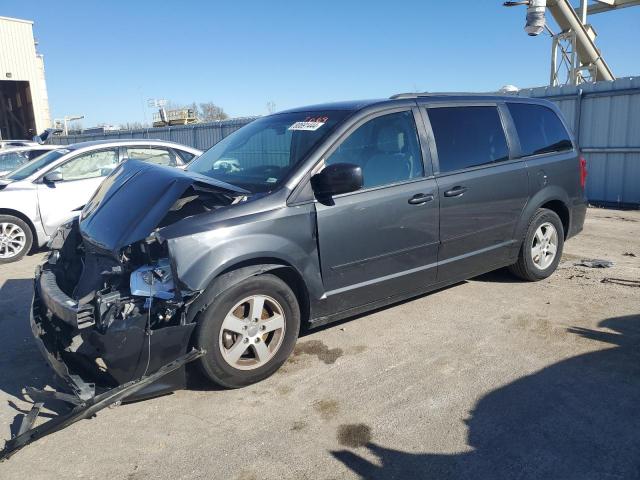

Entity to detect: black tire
[509,208,564,282]
[194,274,300,388]
[0,215,33,264]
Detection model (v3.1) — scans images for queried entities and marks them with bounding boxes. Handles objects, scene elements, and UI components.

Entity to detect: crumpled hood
[79,160,248,254]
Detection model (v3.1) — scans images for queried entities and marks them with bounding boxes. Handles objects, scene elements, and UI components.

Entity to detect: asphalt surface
[1,208,639,479]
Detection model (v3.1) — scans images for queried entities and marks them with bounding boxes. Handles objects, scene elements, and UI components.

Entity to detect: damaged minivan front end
[31,160,250,400]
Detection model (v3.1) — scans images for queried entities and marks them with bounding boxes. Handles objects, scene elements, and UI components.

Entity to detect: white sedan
[0,139,202,263]
[0,145,60,176]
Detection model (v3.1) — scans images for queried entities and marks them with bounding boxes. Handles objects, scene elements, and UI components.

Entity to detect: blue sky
[3,1,639,126]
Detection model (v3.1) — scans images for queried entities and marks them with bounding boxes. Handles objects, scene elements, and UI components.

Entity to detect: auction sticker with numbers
[288,116,329,131]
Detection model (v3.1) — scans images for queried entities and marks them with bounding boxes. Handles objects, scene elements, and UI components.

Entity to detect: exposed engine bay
[2,160,255,460]
[30,160,252,392]
[52,180,241,324]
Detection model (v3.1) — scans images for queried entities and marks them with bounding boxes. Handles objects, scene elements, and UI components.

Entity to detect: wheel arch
[539,199,570,239]
[516,187,571,242]
[185,258,310,331]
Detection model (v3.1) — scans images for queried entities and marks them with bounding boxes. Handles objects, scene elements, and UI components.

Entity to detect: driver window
[326,111,423,189]
[54,149,119,181]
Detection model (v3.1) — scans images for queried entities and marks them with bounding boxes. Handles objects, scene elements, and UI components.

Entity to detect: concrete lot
[0,208,639,479]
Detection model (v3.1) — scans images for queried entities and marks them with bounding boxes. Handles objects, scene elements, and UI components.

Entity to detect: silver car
[0,139,202,263]
[0,145,61,176]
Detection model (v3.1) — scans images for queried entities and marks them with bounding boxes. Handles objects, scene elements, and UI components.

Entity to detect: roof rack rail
[389,91,506,99]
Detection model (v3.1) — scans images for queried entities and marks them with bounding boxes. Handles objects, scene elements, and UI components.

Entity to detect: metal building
[0,16,51,140]
[519,77,640,208]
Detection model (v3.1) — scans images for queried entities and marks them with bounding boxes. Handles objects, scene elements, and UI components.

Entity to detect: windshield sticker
[288,116,329,131]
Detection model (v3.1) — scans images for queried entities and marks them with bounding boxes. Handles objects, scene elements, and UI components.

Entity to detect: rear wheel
[0,215,33,264]
[509,208,564,281]
[194,274,300,388]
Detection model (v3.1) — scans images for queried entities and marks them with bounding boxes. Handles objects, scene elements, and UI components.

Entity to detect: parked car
[0,145,60,176]
[0,140,39,149]
[31,95,586,400]
[0,140,202,263]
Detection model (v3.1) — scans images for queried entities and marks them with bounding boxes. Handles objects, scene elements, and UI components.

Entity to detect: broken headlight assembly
[129,258,176,300]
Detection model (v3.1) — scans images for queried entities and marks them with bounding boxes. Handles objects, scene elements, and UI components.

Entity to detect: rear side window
[127,147,176,166]
[507,103,573,157]
[428,106,509,173]
[175,149,196,163]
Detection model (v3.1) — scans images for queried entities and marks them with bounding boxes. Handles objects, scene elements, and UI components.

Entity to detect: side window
[126,147,176,166]
[326,111,424,189]
[175,149,196,163]
[55,149,119,181]
[428,106,509,173]
[507,103,573,157]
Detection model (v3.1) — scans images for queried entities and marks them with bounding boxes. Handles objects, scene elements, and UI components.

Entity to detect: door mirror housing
[43,170,63,183]
[311,163,363,198]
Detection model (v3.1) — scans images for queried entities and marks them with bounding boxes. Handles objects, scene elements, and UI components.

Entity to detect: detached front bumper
[31,263,197,401]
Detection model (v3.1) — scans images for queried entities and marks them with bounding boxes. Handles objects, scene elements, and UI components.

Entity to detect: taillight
[579,156,587,189]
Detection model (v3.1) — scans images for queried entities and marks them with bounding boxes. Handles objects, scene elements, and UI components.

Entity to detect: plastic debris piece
[576,259,614,268]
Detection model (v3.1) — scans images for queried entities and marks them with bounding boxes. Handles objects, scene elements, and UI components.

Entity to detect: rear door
[422,103,529,282]
[36,148,120,235]
[314,108,439,313]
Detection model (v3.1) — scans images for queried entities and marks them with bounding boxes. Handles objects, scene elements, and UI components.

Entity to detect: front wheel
[0,215,33,264]
[194,274,300,388]
[509,208,564,281]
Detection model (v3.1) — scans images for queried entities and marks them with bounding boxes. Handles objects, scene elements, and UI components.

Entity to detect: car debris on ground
[576,258,615,268]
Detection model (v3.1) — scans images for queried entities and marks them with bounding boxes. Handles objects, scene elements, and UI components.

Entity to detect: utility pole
[504,0,640,86]
[62,115,84,136]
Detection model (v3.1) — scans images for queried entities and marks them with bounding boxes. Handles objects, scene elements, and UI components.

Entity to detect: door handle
[408,193,434,205]
[443,186,468,198]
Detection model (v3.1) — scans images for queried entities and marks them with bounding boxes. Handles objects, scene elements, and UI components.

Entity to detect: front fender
[183,264,285,323]
[165,204,325,306]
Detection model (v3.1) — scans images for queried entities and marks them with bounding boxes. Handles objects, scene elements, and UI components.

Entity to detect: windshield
[5,149,68,181]
[187,111,350,192]
[0,151,29,172]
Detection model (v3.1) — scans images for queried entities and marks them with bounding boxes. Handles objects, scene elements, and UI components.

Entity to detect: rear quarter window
[507,103,573,157]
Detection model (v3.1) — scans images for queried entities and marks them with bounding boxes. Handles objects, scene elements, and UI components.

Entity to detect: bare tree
[162,100,229,122]
[119,121,149,130]
[68,121,83,134]
[198,102,228,121]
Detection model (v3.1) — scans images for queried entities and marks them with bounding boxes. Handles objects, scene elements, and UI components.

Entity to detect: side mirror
[311,163,363,198]
[43,170,63,183]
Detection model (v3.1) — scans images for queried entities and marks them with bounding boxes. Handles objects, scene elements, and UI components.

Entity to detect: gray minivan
[31,94,587,396]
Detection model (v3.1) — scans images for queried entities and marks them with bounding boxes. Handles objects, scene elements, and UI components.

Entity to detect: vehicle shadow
[0,278,68,439]
[332,314,640,479]
[471,267,521,283]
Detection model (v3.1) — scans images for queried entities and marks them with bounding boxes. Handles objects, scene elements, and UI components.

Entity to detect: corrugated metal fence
[518,77,640,208]
[49,117,257,151]
[51,77,640,208]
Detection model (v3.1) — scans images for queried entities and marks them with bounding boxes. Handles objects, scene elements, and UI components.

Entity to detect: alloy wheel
[0,222,27,259]
[218,295,286,370]
[531,221,558,270]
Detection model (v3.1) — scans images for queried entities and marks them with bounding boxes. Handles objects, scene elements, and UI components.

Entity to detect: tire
[194,274,300,388]
[0,215,33,264]
[509,208,564,282]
